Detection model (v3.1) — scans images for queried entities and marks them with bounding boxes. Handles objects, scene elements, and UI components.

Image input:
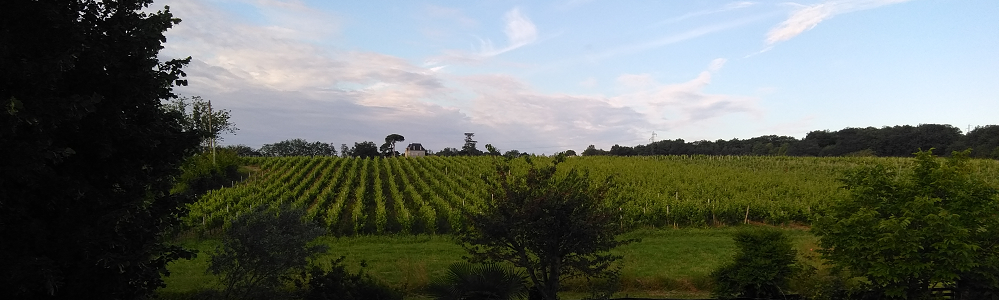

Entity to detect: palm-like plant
[428,262,528,300]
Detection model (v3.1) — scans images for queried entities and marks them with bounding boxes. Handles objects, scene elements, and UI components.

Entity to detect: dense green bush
[208,206,328,300]
[297,257,401,300]
[711,228,799,299]
[173,148,244,196]
[813,150,999,299]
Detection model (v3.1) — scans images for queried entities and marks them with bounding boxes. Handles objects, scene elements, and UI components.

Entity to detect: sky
[155,0,999,154]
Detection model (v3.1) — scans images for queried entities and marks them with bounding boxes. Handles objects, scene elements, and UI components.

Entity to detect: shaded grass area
[159,226,819,299]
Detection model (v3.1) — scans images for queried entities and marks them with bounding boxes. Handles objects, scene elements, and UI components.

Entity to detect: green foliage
[711,228,799,299]
[208,206,328,300]
[812,149,999,299]
[185,155,999,235]
[380,134,405,157]
[165,95,238,148]
[296,257,402,300]
[173,148,244,196]
[350,141,380,158]
[427,262,528,300]
[261,138,338,157]
[459,155,634,300]
[0,0,200,298]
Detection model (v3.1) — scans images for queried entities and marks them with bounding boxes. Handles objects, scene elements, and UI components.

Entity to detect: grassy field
[158,226,819,299]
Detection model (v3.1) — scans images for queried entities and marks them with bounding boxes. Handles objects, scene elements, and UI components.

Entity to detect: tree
[259,139,337,157]
[964,125,999,159]
[166,95,238,149]
[462,133,483,156]
[711,228,799,299]
[503,149,524,158]
[1,0,200,298]
[380,134,405,157]
[582,145,606,156]
[208,206,328,300]
[350,141,380,158]
[459,155,634,300]
[173,148,244,196]
[437,147,461,157]
[485,144,501,156]
[224,144,262,157]
[812,149,999,299]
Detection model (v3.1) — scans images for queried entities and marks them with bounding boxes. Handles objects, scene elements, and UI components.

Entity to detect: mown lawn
[159,226,819,299]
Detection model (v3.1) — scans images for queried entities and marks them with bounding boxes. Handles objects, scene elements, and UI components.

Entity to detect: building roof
[406,143,426,151]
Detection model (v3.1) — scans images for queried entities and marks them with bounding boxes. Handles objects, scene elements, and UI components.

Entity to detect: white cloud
[766,0,912,45]
[156,0,763,153]
[708,58,727,72]
[434,7,539,63]
[480,7,539,57]
[609,59,760,130]
[458,74,651,151]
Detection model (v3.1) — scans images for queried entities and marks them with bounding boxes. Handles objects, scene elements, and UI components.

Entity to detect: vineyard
[186,155,999,235]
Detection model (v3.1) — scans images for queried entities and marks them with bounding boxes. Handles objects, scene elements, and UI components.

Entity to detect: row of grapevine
[185,155,999,235]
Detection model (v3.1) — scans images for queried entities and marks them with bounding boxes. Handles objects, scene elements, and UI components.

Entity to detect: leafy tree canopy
[459,155,635,300]
[260,138,337,157]
[379,133,405,157]
[813,149,999,299]
[165,95,238,149]
[350,141,380,158]
[1,0,199,298]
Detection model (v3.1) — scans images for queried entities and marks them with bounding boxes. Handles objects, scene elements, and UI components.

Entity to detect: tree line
[584,124,999,158]
[229,132,553,159]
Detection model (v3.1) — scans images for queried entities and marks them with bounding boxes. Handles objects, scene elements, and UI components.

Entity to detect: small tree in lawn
[813,149,999,299]
[208,206,328,300]
[711,228,799,299]
[459,155,634,300]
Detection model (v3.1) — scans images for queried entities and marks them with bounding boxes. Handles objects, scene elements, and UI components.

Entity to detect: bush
[297,257,401,300]
[812,150,999,299]
[208,206,328,300]
[711,228,799,299]
[173,148,244,196]
[427,262,528,300]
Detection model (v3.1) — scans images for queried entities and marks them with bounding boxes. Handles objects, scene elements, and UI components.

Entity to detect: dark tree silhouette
[1,0,201,298]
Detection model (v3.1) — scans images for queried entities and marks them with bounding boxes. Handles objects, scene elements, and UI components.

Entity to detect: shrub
[207,206,328,300]
[427,262,528,300]
[711,228,799,299]
[812,150,999,299]
[297,257,401,300]
[173,148,244,196]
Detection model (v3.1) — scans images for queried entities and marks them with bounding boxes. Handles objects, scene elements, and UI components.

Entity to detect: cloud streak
[588,14,773,61]
[651,1,757,26]
[766,0,912,44]
[479,7,539,57]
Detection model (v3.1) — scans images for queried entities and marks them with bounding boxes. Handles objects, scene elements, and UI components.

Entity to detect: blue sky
[157,0,998,154]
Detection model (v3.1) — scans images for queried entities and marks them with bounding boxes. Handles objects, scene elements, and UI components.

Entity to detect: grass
[159,226,821,299]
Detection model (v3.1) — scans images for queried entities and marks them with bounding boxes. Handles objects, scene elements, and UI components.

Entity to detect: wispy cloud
[766,0,912,45]
[610,58,759,129]
[651,2,757,26]
[479,7,539,57]
[588,14,772,61]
